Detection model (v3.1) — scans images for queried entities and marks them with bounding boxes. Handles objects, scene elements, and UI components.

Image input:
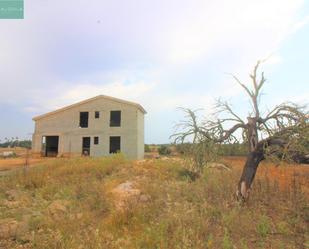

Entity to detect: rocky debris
[76,213,83,219]
[0,218,18,239]
[3,200,20,208]
[31,210,42,217]
[69,212,83,221]
[3,189,32,208]
[112,181,151,210]
[15,215,31,243]
[48,200,70,219]
[113,181,141,195]
[5,190,22,201]
[1,151,14,157]
[0,215,33,242]
[207,162,231,171]
[139,194,151,203]
[136,159,147,164]
[136,157,184,166]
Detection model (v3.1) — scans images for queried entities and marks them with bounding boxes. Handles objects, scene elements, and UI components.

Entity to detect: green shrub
[276,221,290,235]
[144,144,151,152]
[158,145,171,155]
[222,229,233,249]
[256,215,271,238]
[240,239,249,249]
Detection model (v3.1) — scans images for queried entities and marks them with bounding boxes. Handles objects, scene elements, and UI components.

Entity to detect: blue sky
[0,0,308,144]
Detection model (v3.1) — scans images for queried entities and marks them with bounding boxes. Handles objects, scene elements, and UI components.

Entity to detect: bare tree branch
[172,61,308,201]
[213,123,247,143]
[215,99,245,124]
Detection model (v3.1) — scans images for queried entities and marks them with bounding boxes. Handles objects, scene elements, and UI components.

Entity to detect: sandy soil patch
[0,158,46,171]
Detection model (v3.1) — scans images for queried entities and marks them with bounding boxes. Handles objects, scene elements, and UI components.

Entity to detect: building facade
[32,95,146,159]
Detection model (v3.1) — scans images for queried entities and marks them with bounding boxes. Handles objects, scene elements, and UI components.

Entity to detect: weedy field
[0,155,308,249]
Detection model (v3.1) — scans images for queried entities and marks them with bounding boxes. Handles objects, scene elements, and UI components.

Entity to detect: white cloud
[0,0,308,143]
[262,54,283,66]
[1,0,306,103]
[290,15,309,33]
[163,0,305,64]
[24,80,157,114]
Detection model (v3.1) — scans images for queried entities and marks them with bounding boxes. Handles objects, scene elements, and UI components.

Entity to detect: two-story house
[32,95,146,159]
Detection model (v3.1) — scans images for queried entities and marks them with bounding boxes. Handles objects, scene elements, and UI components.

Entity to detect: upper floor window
[110,111,121,127]
[95,111,100,119]
[80,112,89,128]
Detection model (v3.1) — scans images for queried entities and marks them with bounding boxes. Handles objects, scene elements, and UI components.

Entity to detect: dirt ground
[0,158,46,171]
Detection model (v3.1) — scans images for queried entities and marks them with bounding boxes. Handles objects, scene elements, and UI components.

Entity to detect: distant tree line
[145,143,248,156]
[217,143,248,156]
[0,138,32,149]
[175,143,247,156]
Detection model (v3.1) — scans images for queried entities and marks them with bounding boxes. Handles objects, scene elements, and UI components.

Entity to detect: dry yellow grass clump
[0,155,308,249]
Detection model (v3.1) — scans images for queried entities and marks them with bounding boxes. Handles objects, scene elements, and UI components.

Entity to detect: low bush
[158,145,171,155]
[144,144,151,153]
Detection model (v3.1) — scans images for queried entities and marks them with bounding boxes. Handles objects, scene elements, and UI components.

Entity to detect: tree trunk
[237,117,262,201]
[236,133,290,201]
[237,149,264,200]
[247,117,258,152]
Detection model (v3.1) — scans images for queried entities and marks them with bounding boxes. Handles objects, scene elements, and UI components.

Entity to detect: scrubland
[0,155,308,249]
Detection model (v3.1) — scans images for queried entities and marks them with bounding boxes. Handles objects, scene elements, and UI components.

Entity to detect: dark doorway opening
[82,137,91,156]
[110,136,121,153]
[44,136,59,157]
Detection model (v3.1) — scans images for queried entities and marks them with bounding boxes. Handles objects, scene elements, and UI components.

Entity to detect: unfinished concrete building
[32,95,146,159]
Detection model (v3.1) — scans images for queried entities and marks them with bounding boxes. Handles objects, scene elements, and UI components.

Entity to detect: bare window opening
[94,136,99,145]
[110,111,121,127]
[82,137,91,156]
[80,112,89,128]
[109,136,120,153]
[95,111,100,119]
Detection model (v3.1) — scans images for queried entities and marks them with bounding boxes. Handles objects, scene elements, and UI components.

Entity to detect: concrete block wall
[32,97,145,159]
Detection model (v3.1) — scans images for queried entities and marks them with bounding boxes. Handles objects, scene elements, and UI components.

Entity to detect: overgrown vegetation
[0,156,308,248]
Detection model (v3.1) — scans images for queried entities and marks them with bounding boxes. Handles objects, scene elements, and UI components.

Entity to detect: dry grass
[0,155,308,249]
[0,147,27,153]
[223,156,309,196]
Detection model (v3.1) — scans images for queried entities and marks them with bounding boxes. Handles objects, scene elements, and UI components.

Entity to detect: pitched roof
[32,95,147,121]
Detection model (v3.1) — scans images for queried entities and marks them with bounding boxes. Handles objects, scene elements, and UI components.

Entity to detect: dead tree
[172,61,308,201]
